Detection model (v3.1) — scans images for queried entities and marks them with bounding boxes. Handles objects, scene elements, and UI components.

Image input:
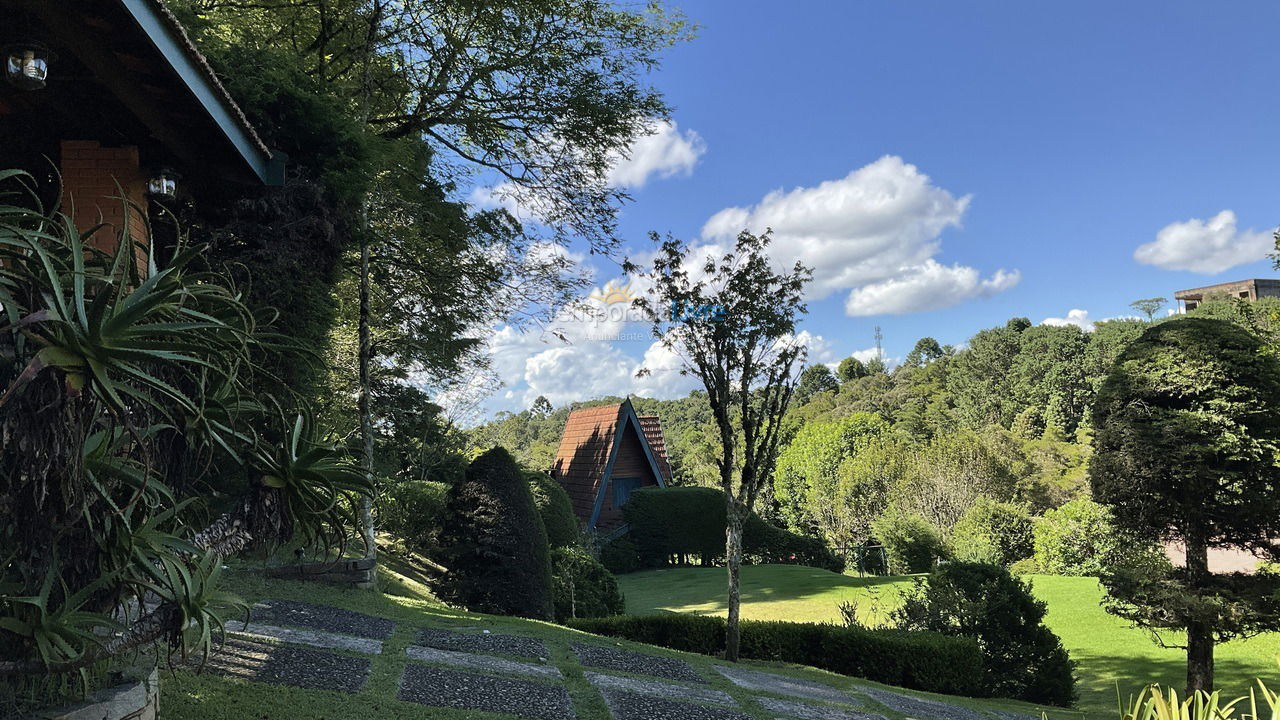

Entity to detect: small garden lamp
[145,168,179,201]
[4,42,51,90]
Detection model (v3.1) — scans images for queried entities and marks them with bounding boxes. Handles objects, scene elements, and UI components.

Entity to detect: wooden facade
[550,400,672,534]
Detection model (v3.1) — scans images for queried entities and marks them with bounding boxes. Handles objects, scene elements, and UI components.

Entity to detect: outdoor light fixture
[145,168,179,201]
[4,42,51,90]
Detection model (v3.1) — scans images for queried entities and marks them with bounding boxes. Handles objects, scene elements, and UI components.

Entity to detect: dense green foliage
[620,487,844,572]
[872,509,948,574]
[569,614,984,696]
[528,472,581,548]
[1091,317,1280,690]
[894,562,1076,705]
[0,177,368,707]
[436,449,552,620]
[950,498,1035,566]
[379,480,449,550]
[550,546,625,623]
[1032,498,1126,576]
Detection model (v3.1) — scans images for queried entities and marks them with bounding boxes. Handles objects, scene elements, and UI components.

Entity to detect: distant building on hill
[549,399,672,537]
[1175,278,1280,312]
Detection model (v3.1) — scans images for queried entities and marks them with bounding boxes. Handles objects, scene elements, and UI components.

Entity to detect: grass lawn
[617,564,1280,716]
[161,548,1073,720]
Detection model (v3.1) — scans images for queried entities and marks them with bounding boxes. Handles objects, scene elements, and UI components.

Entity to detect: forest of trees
[468,296,1280,572]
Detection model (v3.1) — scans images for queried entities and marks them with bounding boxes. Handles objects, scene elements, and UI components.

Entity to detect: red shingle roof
[551,403,625,521]
[638,415,673,483]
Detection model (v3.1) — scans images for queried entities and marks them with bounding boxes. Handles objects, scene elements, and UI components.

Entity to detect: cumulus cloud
[1134,210,1272,274]
[1041,309,1095,332]
[607,120,705,189]
[699,156,1018,315]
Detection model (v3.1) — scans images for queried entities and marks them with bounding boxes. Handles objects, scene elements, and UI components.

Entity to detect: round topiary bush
[872,508,947,574]
[949,497,1033,566]
[551,546,625,622]
[527,471,580,548]
[894,561,1077,705]
[436,448,552,619]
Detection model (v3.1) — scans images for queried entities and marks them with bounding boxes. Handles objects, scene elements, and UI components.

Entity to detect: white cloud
[1134,210,1272,274]
[1042,309,1095,332]
[699,156,1018,316]
[843,260,1019,316]
[607,120,705,189]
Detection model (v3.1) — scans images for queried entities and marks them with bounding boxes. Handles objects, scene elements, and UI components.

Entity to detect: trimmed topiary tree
[1091,317,1280,693]
[527,471,580,548]
[436,448,552,619]
[894,561,1076,705]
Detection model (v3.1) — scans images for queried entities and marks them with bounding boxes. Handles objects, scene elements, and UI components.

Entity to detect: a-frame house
[550,399,672,535]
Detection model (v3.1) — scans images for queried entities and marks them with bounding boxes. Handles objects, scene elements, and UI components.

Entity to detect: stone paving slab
[585,671,736,707]
[858,687,988,720]
[224,620,383,655]
[599,689,753,720]
[251,599,394,639]
[416,626,549,659]
[199,637,370,693]
[714,666,859,706]
[759,695,888,720]
[398,665,573,720]
[406,644,562,679]
[572,643,704,683]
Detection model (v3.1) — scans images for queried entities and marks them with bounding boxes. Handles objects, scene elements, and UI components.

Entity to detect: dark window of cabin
[613,476,642,508]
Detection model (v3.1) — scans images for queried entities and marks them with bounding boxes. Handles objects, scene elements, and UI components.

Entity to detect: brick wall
[59,140,150,257]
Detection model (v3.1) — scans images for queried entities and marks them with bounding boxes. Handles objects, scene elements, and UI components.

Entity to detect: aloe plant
[0,170,368,706]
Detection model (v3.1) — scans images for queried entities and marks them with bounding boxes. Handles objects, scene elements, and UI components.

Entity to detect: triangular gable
[587,399,668,528]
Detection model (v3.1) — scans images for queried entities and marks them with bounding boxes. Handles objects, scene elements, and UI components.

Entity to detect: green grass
[161,549,1073,720]
[617,564,1280,716]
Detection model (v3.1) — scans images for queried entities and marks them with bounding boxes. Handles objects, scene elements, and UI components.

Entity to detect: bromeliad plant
[0,170,369,705]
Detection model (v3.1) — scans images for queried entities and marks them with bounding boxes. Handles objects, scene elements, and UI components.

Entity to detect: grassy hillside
[162,550,1073,720]
[617,565,1280,715]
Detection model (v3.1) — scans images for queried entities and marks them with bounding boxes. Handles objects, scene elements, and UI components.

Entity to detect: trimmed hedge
[527,471,580,548]
[568,614,983,697]
[621,486,844,572]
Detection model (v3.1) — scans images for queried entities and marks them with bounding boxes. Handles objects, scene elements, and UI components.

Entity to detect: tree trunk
[1184,537,1214,694]
[357,228,377,565]
[724,499,745,662]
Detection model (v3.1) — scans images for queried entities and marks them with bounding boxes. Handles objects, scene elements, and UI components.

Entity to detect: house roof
[550,400,670,527]
[16,0,281,186]
[638,415,673,483]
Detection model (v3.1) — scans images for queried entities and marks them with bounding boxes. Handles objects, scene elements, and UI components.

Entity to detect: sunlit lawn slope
[617,564,1280,715]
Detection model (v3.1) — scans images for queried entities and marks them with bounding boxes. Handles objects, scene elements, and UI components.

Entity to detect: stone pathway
[223,619,383,655]
[598,689,754,720]
[714,666,861,707]
[398,664,573,720]
[199,637,370,693]
[417,626,549,658]
[759,695,888,720]
[250,598,394,639]
[585,670,738,707]
[858,687,989,720]
[406,644,562,679]
[573,642,705,683]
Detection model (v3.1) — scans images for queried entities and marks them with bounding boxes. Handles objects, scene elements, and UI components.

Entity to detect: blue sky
[464,1,1280,419]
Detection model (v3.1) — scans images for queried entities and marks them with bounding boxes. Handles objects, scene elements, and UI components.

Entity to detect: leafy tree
[551,546,625,622]
[836,355,868,382]
[949,322,1025,428]
[894,562,1076,705]
[437,448,553,620]
[1130,297,1167,321]
[774,413,893,547]
[865,355,888,376]
[628,230,810,661]
[872,508,948,574]
[531,395,554,418]
[1091,318,1280,693]
[904,337,946,368]
[794,363,839,405]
